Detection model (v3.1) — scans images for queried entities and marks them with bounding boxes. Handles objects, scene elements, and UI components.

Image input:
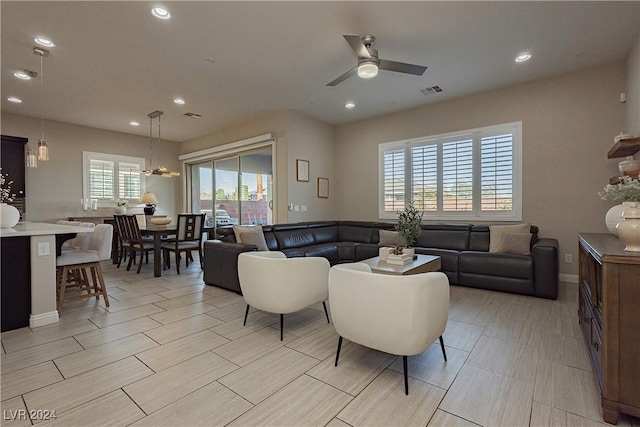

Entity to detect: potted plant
[0,169,22,228]
[115,199,128,214]
[599,176,640,234]
[394,201,424,257]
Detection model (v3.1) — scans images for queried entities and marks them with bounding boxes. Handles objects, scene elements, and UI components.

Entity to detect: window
[379,122,522,221]
[83,151,145,205]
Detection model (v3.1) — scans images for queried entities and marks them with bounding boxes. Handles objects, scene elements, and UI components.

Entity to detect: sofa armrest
[203,240,258,294]
[532,238,559,299]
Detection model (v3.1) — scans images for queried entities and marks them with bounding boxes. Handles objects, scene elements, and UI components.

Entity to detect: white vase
[115,205,127,214]
[605,202,633,235]
[0,203,20,228]
[616,202,640,252]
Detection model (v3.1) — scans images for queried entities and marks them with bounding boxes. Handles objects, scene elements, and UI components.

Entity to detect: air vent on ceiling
[420,85,443,96]
[184,112,202,119]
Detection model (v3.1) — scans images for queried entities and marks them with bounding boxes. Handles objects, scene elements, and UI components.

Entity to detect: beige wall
[286,111,335,222]
[334,62,628,276]
[627,33,640,141]
[181,111,289,223]
[181,110,334,223]
[1,113,181,222]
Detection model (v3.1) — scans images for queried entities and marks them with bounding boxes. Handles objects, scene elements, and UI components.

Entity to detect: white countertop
[0,223,94,238]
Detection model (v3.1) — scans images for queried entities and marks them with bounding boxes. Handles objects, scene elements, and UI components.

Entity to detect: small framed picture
[296,159,309,182]
[317,177,329,198]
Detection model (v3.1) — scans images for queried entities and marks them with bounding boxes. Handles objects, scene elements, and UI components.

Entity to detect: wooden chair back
[176,213,205,243]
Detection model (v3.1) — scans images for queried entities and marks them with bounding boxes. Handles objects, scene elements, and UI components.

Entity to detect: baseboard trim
[559,273,578,284]
[30,311,59,329]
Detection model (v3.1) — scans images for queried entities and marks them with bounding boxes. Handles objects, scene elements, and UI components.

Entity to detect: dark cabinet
[578,233,640,424]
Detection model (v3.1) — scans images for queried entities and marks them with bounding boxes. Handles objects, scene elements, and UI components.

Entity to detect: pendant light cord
[40,53,44,141]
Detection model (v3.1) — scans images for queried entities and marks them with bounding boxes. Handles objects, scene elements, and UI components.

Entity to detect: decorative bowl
[149,217,171,225]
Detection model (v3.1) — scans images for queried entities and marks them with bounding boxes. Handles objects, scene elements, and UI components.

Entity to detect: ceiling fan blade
[378,59,427,76]
[326,66,357,87]
[343,35,371,59]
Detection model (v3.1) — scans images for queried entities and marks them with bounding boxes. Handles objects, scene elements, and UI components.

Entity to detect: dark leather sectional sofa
[203,221,559,299]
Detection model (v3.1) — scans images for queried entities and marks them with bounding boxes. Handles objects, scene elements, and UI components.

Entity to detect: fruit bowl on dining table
[149,217,172,225]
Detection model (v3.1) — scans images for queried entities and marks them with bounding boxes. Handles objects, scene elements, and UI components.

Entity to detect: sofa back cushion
[415,224,472,251]
[309,223,339,244]
[469,225,539,251]
[338,221,376,243]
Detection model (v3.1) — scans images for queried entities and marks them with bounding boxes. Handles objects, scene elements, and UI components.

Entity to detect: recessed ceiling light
[151,7,171,20]
[515,52,531,63]
[7,97,22,103]
[130,121,140,126]
[173,98,185,105]
[13,71,32,80]
[34,37,55,47]
[345,102,356,109]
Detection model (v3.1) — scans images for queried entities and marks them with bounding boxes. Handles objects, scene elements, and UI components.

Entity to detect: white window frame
[378,122,522,221]
[82,151,146,206]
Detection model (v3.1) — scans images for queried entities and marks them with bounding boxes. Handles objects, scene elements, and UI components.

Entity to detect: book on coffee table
[386,254,413,265]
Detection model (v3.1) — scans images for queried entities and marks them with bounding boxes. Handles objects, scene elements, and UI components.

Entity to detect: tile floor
[2,257,640,427]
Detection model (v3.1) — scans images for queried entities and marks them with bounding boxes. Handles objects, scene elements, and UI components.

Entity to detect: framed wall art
[317,177,329,198]
[296,159,309,182]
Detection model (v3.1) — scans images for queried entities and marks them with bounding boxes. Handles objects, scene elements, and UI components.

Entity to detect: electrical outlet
[301,205,308,212]
[564,253,573,263]
[37,242,50,256]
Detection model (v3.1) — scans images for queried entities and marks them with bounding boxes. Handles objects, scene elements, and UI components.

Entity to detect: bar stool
[56,224,113,312]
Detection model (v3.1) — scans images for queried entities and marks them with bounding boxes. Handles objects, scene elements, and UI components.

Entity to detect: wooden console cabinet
[578,233,640,424]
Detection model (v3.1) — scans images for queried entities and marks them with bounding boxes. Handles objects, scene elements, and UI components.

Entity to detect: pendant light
[141,110,180,177]
[34,46,49,161]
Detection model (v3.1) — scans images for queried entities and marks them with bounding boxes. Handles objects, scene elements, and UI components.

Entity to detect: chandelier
[141,110,180,177]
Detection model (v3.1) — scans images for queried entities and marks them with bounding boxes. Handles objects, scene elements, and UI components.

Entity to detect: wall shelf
[607,137,640,159]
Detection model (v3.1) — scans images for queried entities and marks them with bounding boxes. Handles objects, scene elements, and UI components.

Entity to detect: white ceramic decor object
[0,203,20,228]
[605,202,632,235]
[616,202,640,252]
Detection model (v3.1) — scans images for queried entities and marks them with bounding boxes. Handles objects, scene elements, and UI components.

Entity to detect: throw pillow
[497,232,532,255]
[378,229,407,246]
[489,223,531,252]
[234,225,269,251]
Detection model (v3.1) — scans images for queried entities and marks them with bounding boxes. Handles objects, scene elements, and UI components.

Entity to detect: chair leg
[403,355,409,395]
[126,251,134,271]
[89,266,100,299]
[136,251,143,274]
[176,251,181,274]
[145,251,149,264]
[439,335,447,361]
[199,247,204,270]
[280,314,284,341]
[57,266,69,312]
[322,301,330,323]
[334,336,343,366]
[243,304,250,326]
[93,264,109,308]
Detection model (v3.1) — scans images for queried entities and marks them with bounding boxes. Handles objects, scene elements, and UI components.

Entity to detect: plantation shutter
[480,133,513,211]
[442,138,473,211]
[411,143,438,211]
[383,147,405,213]
[118,162,142,199]
[89,158,115,199]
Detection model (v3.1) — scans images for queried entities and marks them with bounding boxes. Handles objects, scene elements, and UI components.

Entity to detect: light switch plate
[294,205,300,212]
[37,242,50,256]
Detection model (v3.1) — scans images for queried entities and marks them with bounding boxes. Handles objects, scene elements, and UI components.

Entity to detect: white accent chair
[238,251,330,340]
[328,262,450,395]
[56,224,113,312]
[57,220,95,251]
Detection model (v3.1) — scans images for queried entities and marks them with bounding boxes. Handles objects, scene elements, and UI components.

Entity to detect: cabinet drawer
[590,321,603,388]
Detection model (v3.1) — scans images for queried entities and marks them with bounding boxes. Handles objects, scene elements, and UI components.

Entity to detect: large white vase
[0,203,20,228]
[605,202,633,235]
[616,203,640,252]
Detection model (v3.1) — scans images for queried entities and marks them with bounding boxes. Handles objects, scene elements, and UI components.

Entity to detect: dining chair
[119,214,155,273]
[56,224,113,312]
[161,213,205,274]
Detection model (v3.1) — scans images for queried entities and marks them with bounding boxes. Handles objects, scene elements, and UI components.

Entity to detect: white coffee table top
[360,254,441,275]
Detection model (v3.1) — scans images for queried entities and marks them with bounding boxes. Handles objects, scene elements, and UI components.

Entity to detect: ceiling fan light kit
[327,34,427,86]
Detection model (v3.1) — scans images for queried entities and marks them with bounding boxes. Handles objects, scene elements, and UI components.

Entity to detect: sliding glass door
[188,146,273,228]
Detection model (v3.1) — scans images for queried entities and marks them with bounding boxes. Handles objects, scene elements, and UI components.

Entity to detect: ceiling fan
[326,35,428,87]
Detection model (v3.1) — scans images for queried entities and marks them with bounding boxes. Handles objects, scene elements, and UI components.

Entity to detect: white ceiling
[1,1,639,143]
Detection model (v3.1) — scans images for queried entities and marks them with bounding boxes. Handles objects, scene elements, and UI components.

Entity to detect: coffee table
[360,254,441,275]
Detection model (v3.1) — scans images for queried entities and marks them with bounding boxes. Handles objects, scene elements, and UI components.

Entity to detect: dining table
[140,223,214,277]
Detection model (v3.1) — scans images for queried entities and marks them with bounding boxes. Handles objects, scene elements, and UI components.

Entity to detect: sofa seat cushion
[459,251,533,280]
[415,248,460,284]
[281,248,307,258]
[302,243,339,263]
[354,243,380,261]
